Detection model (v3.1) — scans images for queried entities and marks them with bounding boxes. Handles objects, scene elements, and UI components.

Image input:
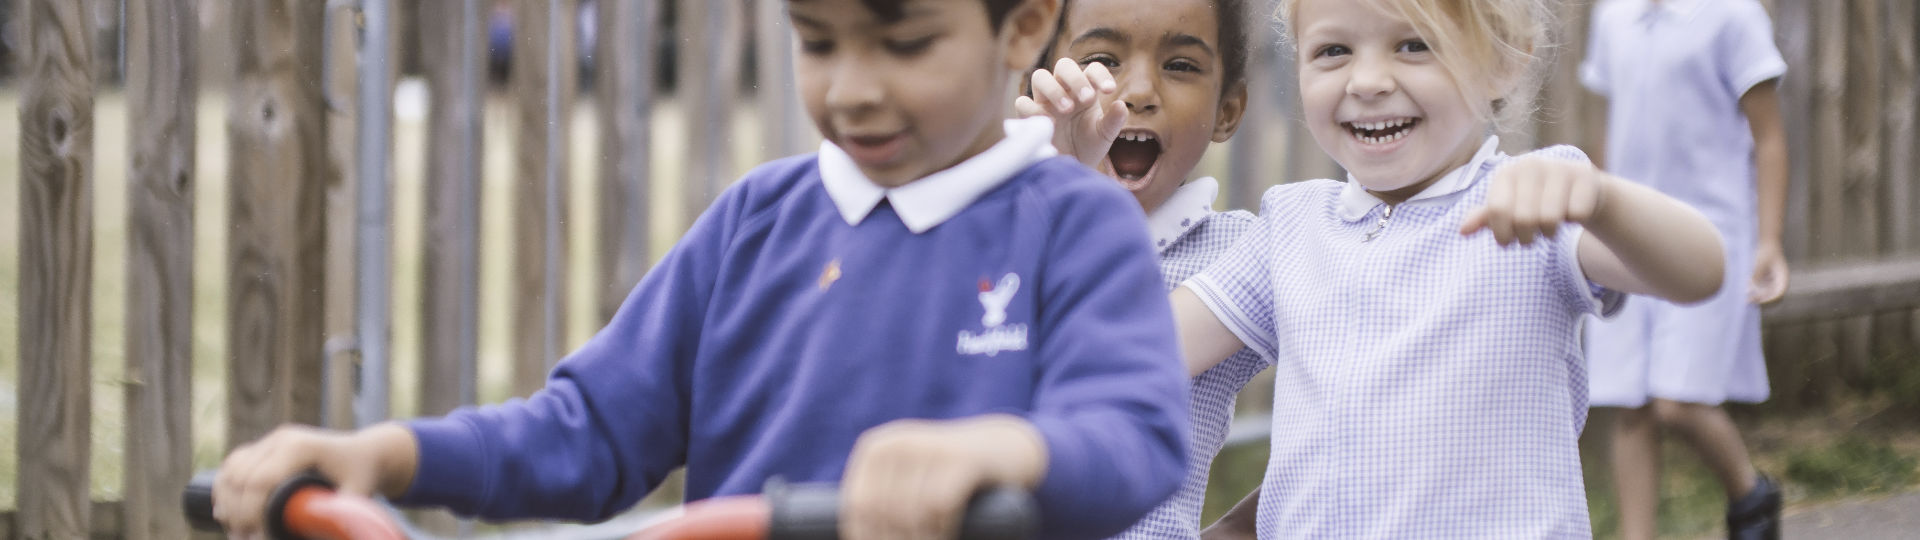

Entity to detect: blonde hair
[1274,0,1553,131]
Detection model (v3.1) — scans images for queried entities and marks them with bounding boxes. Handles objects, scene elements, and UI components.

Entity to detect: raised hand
[1013,57,1129,168]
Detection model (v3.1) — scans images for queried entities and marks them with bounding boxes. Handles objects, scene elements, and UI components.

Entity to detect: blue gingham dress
[1185,143,1621,538]
[1113,178,1269,540]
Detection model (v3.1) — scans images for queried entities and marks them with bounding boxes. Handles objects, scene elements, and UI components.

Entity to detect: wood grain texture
[510,0,576,397]
[16,0,95,536]
[596,0,657,325]
[677,0,742,230]
[421,0,484,417]
[121,0,197,537]
[225,0,330,446]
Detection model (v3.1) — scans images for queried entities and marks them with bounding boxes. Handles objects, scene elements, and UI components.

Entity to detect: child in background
[1180,0,1728,536]
[210,1,1195,539]
[1580,0,1791,538]
[1017,0,1268,537]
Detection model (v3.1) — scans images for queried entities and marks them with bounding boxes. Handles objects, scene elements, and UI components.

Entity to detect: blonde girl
[1179,0,1726,536]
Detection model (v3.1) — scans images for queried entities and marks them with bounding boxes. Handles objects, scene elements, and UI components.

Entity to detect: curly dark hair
[795,0,1026,33]
[1036,0,1250,93]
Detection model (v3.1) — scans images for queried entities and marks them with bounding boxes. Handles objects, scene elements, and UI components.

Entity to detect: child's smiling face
[1051,0,1246,214]
[789,0,1056,187]
[1293,0,1490,203]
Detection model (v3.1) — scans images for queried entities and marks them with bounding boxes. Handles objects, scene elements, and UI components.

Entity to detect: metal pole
[353,0,393,427]
[543,0,565,372]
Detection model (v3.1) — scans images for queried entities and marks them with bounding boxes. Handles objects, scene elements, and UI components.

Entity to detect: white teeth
[1355,126,1412,145]
[1353,118,1411,131]
[1119,132,1157,142]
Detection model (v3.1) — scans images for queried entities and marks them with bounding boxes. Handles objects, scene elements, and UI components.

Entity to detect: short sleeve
[1181,188,1289,362]
[1716,1,1787,98]
[1521,145,1626,319]
[1555,226,1627,318]
[1579,6,1613,95]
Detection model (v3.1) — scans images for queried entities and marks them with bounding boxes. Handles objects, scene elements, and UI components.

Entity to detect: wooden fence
[3,0,1916,537]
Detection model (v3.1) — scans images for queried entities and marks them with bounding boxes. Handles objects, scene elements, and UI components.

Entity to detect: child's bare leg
[1610,405,1664,540]
[1650,398,1758,498]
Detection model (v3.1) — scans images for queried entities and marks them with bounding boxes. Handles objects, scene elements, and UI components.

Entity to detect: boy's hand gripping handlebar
[183,470,404,540]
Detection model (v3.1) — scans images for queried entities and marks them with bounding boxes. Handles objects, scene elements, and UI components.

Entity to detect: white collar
[1147,177,1220,254]
[818,117,1058,234]
[1338,135,1501,222]
[1640,0,1705,21]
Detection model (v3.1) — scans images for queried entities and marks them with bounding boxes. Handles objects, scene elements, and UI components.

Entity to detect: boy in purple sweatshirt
[210,1,1189,539]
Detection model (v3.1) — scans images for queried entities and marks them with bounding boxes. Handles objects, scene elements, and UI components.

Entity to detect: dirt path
[1781,490,1920,539]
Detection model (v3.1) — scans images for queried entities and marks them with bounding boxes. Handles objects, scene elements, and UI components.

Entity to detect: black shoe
[1726,474,1782,540]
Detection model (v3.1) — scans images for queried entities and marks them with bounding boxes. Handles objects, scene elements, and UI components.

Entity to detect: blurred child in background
[1580,1,1791,538]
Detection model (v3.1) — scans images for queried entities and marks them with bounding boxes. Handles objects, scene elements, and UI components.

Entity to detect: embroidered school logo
[958,273,1029,356]
[977,274,1018,326]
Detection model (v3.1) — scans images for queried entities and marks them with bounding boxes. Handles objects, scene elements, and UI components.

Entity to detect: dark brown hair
[1035,0,1251,93]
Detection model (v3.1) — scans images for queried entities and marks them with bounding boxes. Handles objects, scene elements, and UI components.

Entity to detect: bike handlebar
[184,470,404,540]
[184,472,1037,540]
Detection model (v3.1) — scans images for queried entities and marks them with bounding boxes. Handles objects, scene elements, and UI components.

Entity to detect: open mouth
[1106,130,1162,186]
[1344,117,1420,145]
[840,131,907,166]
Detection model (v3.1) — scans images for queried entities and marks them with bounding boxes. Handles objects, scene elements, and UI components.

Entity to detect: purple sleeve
[1025,180,1190,539]
[393,185,745,521]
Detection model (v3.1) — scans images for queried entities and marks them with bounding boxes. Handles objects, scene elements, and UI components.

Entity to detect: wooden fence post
[16,0,95,536]
[1885,0,1917,257]
[226,0,331,446]
[422,0,485,417]
[755,0,811,161]
[413,8,479,530]
[678,0,743,229]
[1872,0,1920,372]
[1891,0,1920,351]
[1227,0,1279,211]
[597,0,658,323]
[511,0,576,396]
[123,0,197,537]
[1535,0,1603,153]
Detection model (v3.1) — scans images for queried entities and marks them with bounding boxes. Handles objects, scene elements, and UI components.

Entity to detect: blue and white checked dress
[1185,138,1623,538]
[1112,177,1269,540]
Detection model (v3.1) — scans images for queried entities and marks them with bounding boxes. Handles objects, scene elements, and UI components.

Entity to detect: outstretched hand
[1461,156,1613,246]
[1014,58,1129,168]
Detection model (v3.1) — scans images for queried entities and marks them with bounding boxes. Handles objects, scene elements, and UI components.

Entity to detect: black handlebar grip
[955,488,1039,539]
[766,481,1038,540]
[183,470,221,532]
[180,469,336,539]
